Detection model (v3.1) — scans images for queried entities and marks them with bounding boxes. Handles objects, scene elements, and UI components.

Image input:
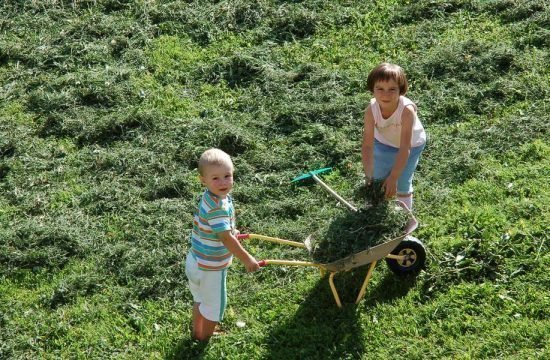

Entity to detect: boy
[185,148,260,342]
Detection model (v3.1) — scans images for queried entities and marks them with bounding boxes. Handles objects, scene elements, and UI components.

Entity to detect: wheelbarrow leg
[355,261,377,304]
[328,272,342,308]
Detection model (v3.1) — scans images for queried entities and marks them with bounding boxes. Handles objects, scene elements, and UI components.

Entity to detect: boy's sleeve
[206,206,232,233]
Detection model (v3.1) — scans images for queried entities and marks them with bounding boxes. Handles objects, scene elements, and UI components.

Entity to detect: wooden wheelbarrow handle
[237,233,307,248]
[257,259,323,268]
[238,232,348,307]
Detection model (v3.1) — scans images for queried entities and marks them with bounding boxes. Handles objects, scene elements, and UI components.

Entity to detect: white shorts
[185,253,228,322]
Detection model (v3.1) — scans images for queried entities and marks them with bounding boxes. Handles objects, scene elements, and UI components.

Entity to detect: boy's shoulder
[200,191,233,212]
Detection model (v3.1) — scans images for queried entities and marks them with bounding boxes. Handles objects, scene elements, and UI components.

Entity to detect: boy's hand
[233,229,241,241]
[218,230,260,272]
[244,257,260,273]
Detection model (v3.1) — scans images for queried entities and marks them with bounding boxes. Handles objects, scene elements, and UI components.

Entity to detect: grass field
[0,1,548,359]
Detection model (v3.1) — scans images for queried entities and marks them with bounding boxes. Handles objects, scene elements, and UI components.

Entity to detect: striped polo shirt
[190,189,235,271]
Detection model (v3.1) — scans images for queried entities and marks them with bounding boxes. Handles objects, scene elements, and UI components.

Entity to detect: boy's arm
[218,230,260,272]
[384,106,415,197]
[361,106,375,180]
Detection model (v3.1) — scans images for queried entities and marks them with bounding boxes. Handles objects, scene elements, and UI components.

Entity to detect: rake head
[291,167,332,183]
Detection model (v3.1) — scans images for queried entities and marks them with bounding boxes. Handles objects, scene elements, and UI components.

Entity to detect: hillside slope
[0,1,548,359]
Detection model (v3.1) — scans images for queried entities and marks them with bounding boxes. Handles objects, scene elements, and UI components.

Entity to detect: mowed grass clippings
[0,0,548,359]
[310,180,410,264]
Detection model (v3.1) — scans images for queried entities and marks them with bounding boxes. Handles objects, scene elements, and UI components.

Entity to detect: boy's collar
[205,189,219,198]
[205,189,229,200]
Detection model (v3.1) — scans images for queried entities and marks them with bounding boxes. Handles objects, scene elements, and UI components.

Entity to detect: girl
[361,63,426,210]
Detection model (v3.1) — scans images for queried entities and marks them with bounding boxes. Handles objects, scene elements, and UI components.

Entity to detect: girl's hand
[364,176,373,186]
[383,176,398,198]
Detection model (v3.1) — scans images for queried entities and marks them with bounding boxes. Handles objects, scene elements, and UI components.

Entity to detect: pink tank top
[371,96,426,148]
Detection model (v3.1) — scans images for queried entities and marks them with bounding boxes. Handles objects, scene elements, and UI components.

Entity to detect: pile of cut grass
[310,180,409,263]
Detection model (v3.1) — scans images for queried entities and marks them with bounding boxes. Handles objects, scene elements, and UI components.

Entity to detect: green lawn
[0,1,548,359]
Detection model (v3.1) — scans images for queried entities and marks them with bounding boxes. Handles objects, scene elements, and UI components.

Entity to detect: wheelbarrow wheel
[385,236,426,276]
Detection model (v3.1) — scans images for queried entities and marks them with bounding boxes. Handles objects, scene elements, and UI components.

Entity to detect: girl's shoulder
[401,96,417,107]
[364,102,375,120]
[367,98,379,110]
[401,105,416,124]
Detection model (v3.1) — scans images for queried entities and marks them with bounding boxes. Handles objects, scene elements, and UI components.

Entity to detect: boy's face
[200,163,234,198]
[373,79,401,107]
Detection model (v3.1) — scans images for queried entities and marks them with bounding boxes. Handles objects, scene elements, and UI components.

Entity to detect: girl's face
[200,163,234,198]
[373,79,401,108]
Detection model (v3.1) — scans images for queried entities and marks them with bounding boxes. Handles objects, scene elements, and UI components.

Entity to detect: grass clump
[200,54,264,88]
[392,0,478,24]
[271,5,320,42]
[0,223,84,275]
[310,181,410,264]
[355,178,387,207]
[44,272,104,309]
[483,0,546,23]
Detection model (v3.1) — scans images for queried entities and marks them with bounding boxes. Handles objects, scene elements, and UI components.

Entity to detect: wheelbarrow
[239,168,427,307]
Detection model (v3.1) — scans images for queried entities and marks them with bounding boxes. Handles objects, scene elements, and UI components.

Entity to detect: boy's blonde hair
[367,63,408,95]
[198,148,233,175]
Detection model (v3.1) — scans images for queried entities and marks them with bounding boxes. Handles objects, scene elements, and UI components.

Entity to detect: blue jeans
[373,139,426,194]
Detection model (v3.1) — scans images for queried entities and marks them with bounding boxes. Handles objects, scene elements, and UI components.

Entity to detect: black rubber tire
[385,236,426,276]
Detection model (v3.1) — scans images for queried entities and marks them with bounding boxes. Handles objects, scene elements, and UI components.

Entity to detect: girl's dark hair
[367,63,408,94]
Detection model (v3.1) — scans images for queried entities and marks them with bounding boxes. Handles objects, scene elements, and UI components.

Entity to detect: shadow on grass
[263,265,417,359]
[360,269,419,308]
[166,337,209,360]
[164,266,417,359]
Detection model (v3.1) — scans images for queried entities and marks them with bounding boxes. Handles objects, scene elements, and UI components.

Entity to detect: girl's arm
[361,106,375,179]
[383,106,415,197]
